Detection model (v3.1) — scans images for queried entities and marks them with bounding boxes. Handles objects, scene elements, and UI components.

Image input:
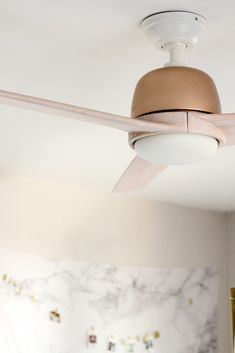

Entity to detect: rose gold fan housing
[129,66,222,149]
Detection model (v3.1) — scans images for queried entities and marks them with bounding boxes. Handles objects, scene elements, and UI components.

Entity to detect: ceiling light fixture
[135,133,218,165]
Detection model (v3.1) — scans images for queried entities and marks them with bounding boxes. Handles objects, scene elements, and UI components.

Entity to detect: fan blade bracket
[187,111,226,145]
[129,111,188,148]
[139,111,188,130]
[195,112,235,147]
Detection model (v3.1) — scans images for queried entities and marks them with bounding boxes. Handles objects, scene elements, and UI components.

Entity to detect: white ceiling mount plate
[141,10,207,51]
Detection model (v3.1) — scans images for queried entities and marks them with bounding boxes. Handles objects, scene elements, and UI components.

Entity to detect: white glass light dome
[134,133,218,165]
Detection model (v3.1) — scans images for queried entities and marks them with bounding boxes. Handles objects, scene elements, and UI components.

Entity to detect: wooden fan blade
[202,112,235,125]
[0,90,180,133]
[188,111,235,146]
[113,156,167,193]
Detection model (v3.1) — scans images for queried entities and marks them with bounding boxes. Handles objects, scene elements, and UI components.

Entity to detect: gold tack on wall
[153,331,160,339]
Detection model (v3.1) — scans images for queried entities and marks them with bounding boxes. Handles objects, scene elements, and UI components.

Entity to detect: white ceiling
[0,0,235,211]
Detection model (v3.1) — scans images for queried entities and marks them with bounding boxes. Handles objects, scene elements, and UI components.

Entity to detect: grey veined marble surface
[0,251,217,353]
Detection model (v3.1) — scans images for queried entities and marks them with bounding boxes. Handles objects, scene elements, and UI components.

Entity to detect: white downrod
[163,41,187,67]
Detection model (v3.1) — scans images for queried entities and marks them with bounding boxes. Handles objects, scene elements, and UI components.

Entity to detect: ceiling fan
[0,10,235,192]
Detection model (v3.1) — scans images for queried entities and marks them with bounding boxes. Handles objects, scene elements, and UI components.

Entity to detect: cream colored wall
[0,176,229,352]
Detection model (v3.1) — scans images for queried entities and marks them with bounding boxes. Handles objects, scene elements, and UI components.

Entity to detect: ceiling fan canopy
[131,66,222,118]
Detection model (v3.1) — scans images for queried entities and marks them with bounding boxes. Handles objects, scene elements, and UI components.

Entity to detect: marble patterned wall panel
[0,251,217,353]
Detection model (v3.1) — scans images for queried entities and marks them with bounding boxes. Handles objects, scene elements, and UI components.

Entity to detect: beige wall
[0,176,230,352]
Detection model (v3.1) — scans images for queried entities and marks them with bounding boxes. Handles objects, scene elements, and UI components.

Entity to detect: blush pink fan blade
[113,156,167,193]
[0,90,178,133]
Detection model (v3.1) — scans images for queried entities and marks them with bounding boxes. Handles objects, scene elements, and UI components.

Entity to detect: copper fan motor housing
[129,66,221,148]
